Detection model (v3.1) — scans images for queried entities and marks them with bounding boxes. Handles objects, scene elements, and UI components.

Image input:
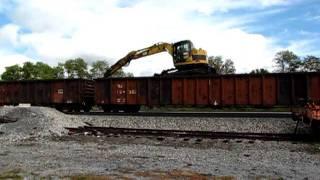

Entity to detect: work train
[0,72,319,125]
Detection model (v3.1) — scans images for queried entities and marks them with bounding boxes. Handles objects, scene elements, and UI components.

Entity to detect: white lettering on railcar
[116,98,126,103]
[58,89,64,94]
[128,89,136,95]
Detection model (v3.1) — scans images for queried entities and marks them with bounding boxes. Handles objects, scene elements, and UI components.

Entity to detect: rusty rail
[65,111,292,118]
[65,126,314,142]
[0,116,18,124]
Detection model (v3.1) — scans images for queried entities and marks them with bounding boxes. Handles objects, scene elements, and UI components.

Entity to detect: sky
[0,0,320,76]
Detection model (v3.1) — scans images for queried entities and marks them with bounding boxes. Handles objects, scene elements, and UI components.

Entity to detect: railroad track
[65,126,314,142]
[65,111,292,118]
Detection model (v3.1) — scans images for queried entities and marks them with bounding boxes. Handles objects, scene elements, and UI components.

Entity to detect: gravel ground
[0,107,319,179]
[0,136,319,179]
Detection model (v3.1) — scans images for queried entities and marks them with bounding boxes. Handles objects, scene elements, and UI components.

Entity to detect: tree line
[1,50,319,80]
[208,50,320,74]
[1,58,133,80]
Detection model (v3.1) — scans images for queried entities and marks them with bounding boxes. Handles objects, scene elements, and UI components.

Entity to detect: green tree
[90,60,109,78]
[274,50,301,72]
[302,55,320,72]
[250,68,269,74]
[1,64,22,80]
[208,56,236,74]
[208,56,224,74]
[110,68,134,77]
[126,72,134,77]
[53,63,65,79]
[64,58,89,78]
[21,62,37,79]
[223,59,236,74]
[112,68,126,77]
[34,62,56,79]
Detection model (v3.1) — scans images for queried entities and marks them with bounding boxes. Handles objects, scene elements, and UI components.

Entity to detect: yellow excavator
[104,40,215,77]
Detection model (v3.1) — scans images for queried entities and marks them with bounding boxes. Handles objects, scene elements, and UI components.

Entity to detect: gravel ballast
[0,107,85,141]
[81,115,310,134]
[1,107,310,141]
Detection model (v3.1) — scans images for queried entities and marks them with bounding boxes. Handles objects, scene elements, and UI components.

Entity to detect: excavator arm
[104,42,173,77]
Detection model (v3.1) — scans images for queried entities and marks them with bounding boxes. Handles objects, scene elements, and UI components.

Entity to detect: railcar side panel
[262,76,277,106]
[64,80,79,104]
[0,83,6,105]
[221,77,235,105]
[309,74,320,101]
[160,78,171,105]
[51,81,65,104]
[293,74,308,104]
[196,78,210,105]
[148,79,160,105]
[172,79,183,105]
[278,75,292,105]
[111,80,126,104]
[235,77,249,105]
[211,78,221,105]
[183,79,196,105]
[35,81,51,105]
[126,79,138,105]
[249,77,262,105]
[18,82,27,103]
[8,83,20,105]
[137,79,147,105]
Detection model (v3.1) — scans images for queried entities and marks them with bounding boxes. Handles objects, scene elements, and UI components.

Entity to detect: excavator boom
[104,42,172,77]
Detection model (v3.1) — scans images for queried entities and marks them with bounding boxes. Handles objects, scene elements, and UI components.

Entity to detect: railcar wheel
[124,105,141,113]
[74,105,81,112]
[83,106,91,112]
[112,109,120,113]
[55,105,64,112]
[102,106,111,112]
[311,121,320,135]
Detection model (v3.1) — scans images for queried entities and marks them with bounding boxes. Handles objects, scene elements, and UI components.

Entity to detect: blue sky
[0,0,319,75]
[241,0,320,48]
[201,0,320,54]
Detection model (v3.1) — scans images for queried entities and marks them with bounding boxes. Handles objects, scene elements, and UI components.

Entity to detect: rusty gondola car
[0,79,95,112]
[0,72,319,126]
[95,72,320,113]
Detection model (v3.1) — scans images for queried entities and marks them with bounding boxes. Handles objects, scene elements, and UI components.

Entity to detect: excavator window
[173,41,192,63]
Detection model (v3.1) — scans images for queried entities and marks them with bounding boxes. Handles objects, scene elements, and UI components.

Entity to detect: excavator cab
[172,40,209,71]
[172,40,193,63]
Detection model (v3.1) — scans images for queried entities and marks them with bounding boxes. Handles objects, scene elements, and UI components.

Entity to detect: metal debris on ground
[0,116,18,124]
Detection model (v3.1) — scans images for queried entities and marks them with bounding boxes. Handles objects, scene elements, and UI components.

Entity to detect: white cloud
[0,0,299,75]
[287,39,320,56]
[0,24,20,47]
[0,51,35,73]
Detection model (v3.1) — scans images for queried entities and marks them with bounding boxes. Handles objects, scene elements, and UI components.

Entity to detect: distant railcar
[0,79,95,112]
[95,72,320,112]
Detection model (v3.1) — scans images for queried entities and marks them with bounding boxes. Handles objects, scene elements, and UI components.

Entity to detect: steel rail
[65,111,292,118]
[65,126,313,142]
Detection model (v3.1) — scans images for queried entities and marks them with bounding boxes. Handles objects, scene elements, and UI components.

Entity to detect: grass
[0,170,23,180]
